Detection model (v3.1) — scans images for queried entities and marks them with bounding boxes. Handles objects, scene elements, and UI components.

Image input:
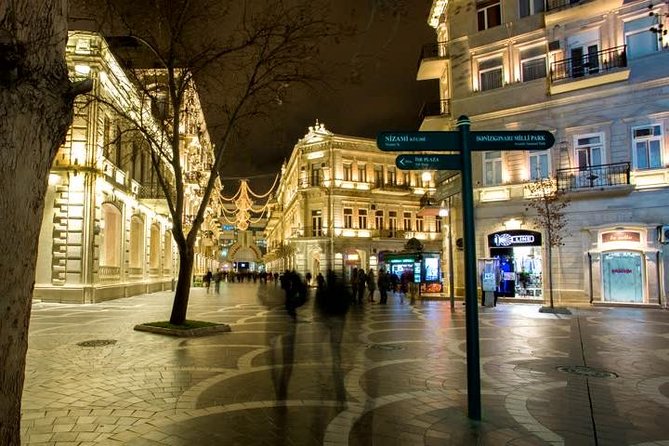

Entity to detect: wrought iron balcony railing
[550,45,627,82]
[556,162,631,191]
[419,99,451,120]
[416,42,448,68]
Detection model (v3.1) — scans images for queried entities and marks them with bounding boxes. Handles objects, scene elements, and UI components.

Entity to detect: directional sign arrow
[470,131,555,150]
[395,154,462,170]
[377,131,460,152]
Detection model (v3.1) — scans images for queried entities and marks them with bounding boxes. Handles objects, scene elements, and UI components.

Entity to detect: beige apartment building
[34,32,221,303]
[264,122,442,280]
[417,0,669,306]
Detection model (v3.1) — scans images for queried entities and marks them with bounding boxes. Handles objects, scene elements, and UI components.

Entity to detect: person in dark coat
[203,270,213,294]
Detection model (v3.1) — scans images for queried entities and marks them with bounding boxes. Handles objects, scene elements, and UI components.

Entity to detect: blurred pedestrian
[214,270,222,294]
[378,267,390,304]
[203,270,213,294]
[356,269,366,305]
[366,268,376,303]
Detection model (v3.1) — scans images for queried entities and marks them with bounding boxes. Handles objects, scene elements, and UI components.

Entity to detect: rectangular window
[479,57,503,91]
[375,210,384,231]
[519,0,544,17]
[374,166,384,187]
[387,167,397,185]
[484,151,503,185]
[403,212,412,231]
[343,163,352,181]
[344,208,353,229]
[389,211,397,236]
[311,210,322,236]
[436,216,442,233]
[633,125,663,169]
[403,172,411,186]
[358,164,367,182]
[625,16,659,59]
[477,0,501,31]
[529,150,550,179]
[310,165,322,186]
[520,47,546,82]
[575,134,603,168]
[358,209,368,229]
[416,216,424,232]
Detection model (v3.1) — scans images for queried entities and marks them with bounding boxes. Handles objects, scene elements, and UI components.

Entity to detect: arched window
[100,203,121,267]
[129,216,144,269]
[163,231,173,271]
[149,224,161,269]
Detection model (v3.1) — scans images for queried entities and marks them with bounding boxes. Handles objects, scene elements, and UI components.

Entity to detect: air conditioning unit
[659,225,669,244]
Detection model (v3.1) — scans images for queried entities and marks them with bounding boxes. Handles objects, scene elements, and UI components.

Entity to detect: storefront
[380,252,442,293]
[588,228,661,305]
[487,229,543,299]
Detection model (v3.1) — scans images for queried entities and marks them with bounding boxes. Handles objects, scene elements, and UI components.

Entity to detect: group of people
[202,270,284,293]
[350,267,414,305]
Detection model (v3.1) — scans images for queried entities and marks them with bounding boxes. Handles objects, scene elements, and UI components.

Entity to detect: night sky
[216,0,437,194]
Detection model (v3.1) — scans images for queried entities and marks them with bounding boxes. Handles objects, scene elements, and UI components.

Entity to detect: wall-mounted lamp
[438,200,449,217]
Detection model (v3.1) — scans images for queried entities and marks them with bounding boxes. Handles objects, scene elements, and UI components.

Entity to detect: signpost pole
[457,115,482,421]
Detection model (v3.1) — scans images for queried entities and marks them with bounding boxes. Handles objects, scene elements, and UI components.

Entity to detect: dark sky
[217,0,437,193]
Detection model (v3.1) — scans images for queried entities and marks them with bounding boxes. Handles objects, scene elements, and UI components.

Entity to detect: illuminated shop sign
[488,230,542,248]
[601,231,641,244]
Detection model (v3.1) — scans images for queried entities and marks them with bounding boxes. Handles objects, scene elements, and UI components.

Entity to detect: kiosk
[380,251,442,293]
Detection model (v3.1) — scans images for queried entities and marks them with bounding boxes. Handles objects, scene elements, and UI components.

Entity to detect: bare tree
[525,176,570,310]
[76,0,339,324]
[0,1,92,443]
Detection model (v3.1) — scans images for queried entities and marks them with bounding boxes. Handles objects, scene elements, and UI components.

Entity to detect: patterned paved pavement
[21,282,669,445]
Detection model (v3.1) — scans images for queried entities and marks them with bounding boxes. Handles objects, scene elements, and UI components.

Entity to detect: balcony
[419,99,450,120]
[138,183,165,199]
[371,182,412,195]
[556,162,631,194]
[550,45,629,95]
[417,42,448,81]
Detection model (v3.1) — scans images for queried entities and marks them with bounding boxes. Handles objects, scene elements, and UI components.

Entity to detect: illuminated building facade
[34,32,220,303]
[420,0,669,305]
[264,122,441,278]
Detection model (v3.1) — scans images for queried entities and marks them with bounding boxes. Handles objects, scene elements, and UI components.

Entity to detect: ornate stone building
[419,0,669,305]
[264,122,442,278]
[34,32,220,303]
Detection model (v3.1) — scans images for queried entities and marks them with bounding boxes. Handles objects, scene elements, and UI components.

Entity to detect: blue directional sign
[396,154,462,170]
[470,131,555,150]
[377,131,459,151]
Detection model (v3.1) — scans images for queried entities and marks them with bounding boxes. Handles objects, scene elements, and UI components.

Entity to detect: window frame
[343,208,353,229]
[483,151,503,186]
[632,124,663,170]
[529,150,551,180]
[358,209,368,229]
[573,132,605,169]
[403,212,412,231]
[343,163,353,181]
[477,0,502,31]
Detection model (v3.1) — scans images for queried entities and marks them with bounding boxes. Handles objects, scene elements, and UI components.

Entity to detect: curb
[133,323,232,337]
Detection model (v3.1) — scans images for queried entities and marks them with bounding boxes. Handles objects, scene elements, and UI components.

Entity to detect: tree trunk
[0,2,73,444]
[547,242,554,309]
[170,246,195,325]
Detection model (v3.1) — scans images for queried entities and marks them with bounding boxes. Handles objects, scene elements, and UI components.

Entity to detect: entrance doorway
[602,251,644,303]
[488,229,543,299]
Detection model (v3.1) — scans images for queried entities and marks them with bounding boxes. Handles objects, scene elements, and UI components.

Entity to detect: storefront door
[602,251,644,303]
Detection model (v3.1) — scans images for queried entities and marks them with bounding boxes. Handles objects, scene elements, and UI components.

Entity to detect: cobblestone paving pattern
[20,282,669,445]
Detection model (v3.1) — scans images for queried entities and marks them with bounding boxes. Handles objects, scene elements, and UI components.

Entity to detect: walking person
[350,267,359,304]
[378,267,390,304]
[366,268,376,303]
[203,270,213,294]
[356,268,366,305]
[214,270,222,294]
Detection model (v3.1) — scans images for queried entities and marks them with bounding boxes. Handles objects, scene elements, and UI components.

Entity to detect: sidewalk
[21,283,669,445]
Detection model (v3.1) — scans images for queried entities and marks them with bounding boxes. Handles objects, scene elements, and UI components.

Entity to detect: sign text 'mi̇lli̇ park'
[377,130,555,152]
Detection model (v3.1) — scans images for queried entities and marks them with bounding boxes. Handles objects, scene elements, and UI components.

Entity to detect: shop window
[311,210,323,236]
[529,150,550,180]
[602,251,644,303]
[129,215,144,269]
[484,151,503,185]
[625,16,659,59]
[100,203,121,267]
[519,0,544,17]
[478,57,503,91]
[632,125,662,170]
[358,209,368,229]
[344,208,353,229]
[149,223,160,269]
[520,47,546,82]
[403,212,412,231]
[477,0,501,31]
